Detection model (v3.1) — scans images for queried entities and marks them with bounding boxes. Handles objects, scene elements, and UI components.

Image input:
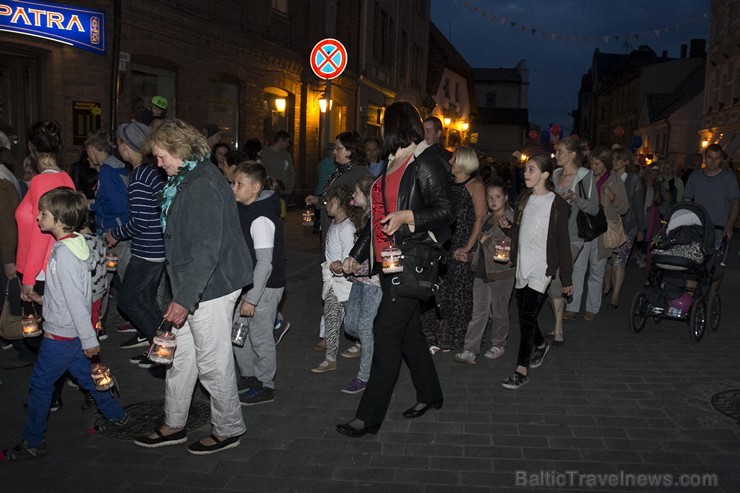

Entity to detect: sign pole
[323,80,331,149]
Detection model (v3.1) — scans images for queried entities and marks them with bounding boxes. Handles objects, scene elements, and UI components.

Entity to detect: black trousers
[515,285,547,368]
[355,274,443,426]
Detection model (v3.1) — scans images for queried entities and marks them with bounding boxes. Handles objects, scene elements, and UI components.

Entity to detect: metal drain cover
[711,389,740,424]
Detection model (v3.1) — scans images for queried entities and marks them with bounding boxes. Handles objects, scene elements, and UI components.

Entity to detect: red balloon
[614,126,625,138]
[550,124,560,135]
[528,130,539,140]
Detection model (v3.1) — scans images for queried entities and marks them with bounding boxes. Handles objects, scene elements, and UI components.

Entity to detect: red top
[15,171,75,285]
[372,155,413,263]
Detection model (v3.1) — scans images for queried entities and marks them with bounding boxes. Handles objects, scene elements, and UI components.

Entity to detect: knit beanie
[117,122,150,154]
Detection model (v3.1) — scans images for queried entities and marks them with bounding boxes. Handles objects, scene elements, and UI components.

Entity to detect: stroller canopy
[661,202,716,253]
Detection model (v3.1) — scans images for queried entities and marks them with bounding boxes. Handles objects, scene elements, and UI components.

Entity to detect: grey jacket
[164,159,253,312]
[42,234,98,350]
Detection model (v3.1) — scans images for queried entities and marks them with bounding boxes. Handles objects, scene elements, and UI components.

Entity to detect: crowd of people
[0,98,737,459]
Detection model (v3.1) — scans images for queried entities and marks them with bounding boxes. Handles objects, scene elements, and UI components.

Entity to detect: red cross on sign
[310,38,348,80]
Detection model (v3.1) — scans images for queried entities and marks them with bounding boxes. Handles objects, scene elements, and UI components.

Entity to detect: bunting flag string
[450,0,707,46]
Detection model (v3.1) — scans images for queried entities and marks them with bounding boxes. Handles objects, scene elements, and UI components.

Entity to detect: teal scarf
[158,159,199,231]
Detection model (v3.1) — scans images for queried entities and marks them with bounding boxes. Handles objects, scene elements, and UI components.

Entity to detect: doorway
[0,51,39,173]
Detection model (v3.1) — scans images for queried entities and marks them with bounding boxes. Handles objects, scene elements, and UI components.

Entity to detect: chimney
[680,44,687,58]
[690,39,706,58]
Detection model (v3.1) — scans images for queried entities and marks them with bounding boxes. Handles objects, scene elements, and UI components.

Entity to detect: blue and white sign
[0,0,106,54]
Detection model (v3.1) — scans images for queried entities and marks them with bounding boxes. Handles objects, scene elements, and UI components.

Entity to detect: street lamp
[443,117,451,126]
[319,98,333,113]
[274,98,286,113]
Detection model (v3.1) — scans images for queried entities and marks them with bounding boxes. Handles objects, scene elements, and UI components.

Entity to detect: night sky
[430,0,710,134]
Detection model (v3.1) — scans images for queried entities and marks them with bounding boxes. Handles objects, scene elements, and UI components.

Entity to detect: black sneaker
[129,352,147,365]
[501,371,529,389]
[240,387,274,406]
[81,392,96,411]
[273,320,291,345]
[96,328,108,341]
[120,335,148,349]
[237,376,261,394]
[529,342,550,369]
[50,397,63,412]
[3,440,48,461]
[95,412,134,433]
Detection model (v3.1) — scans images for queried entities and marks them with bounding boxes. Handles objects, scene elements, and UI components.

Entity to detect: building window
[455,82,459,102]
[443,77,450,98]
[130,63,176,122]
[373,3,394,66]
[399,30,408,83]
[411,43,422,89]
[271,0,288,14]
[485,93,496,108]
[208,77,239,148]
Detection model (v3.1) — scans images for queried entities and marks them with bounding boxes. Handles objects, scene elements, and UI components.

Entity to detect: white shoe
[453,350,476,364]
[484,346,505,360]
[340,343,361,358]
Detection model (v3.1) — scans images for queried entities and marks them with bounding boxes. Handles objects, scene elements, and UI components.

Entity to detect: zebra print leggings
[323,288,345,362]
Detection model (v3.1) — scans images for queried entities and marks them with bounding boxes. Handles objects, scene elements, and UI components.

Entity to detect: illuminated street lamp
[274,98,286,113]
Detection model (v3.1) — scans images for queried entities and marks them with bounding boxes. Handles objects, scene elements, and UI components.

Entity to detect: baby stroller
[629,202,727,342]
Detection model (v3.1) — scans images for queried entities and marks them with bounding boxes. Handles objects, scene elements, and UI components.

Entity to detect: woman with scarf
[564,147,628,321]
[133,119,253,456]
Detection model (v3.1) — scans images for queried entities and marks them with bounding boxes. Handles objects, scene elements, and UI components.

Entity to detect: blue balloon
[632,136,643,148]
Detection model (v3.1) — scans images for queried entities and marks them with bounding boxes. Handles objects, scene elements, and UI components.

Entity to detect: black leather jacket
[349,143,453,265]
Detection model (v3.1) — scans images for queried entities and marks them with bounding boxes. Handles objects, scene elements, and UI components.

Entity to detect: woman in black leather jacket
[336,102,453,437]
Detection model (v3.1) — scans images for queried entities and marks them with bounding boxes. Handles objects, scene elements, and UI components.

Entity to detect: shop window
[208,77,239,148]
[131,64,176,123]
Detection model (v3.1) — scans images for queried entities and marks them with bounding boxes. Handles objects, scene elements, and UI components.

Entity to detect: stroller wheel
[707,294,721,332]
[688,297,706,342]
[629,292,649,333]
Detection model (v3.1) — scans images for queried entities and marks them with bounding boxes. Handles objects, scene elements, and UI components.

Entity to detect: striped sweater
[110,164,165,259]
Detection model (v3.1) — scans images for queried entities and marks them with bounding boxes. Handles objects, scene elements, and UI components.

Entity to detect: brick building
[0,0,431,196]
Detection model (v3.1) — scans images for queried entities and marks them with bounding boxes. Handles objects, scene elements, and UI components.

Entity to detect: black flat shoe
[336,422,380,437]
[402,398,444,419]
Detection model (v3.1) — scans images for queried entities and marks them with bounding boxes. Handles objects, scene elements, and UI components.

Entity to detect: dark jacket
[164,159,253,312]
[509,193,573,287]
[237,190,285,288]
[350,142,453,265]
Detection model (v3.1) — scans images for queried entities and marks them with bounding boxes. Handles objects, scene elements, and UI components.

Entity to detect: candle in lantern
[493,239,511,262]
[232,319,250,347]
[90,363,114,391]
[21,315,42,337]
[156,346,174,359]
[105,254,118,272]
[381,246,404,274]
[148,328,177,365]
[302,206,314,227]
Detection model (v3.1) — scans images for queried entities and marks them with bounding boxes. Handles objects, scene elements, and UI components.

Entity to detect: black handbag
[576,180,607,241]
[381,163,441,302]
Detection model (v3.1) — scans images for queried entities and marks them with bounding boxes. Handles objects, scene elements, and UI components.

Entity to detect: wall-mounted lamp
[319,98,333,113]
[443,117,451,126]
[461,122,469,131]
[274,98,286,113]
[700,139,709,149]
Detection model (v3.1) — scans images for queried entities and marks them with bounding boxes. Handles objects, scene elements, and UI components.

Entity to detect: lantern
[105,253,118,272]
[302,205,315,227]
[90,363,114,391]
[381,245,403,274]
[147,328,176,365]
[21,314,42,337]
[493,239,511,263]
[232,319,250,347]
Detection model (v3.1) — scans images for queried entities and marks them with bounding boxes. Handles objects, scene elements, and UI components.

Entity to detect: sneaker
[66,378,79,389]
[237,376,261,394]
[81,392,96,411]
[120,335,148,349]
[116,322,137,334]
[49,398,63,412]
[96,328,108,341]
[429,345,441,355]
[129,352,148,365]
[311,360,337,373]
[529,342,550,369]
[501,371,529,389]
[484,346,505,360]
[138,356,156,369]
[340,343,362,359]
[273,320,291,345]
[3,440,48,461]
[453,350,476,365]
[341,378,367,394]
[562,310,577,320]
[95,412,134,432]
[583,311,596,321]
[240,386,274,406]
[313,339,326,351]
[1,342,13,350]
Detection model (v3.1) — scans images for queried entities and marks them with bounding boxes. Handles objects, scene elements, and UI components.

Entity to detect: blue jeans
[117,256,164,341]
[24,337,124,447]
[344,281,382,382]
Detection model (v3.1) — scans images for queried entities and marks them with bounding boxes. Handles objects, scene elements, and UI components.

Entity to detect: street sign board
[310,38,347,80]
